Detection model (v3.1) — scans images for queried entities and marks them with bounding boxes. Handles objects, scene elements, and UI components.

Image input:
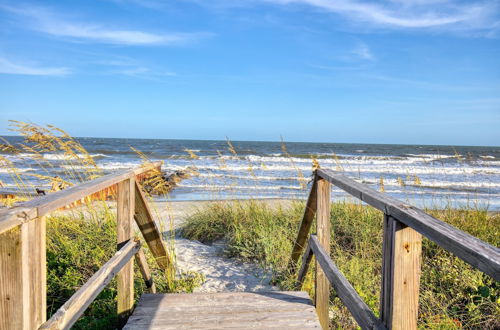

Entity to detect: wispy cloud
[187,0,498,34]
[0,57,70,76]
[2,5,210,46]
[265,0,495,28]
[351,42,373,60]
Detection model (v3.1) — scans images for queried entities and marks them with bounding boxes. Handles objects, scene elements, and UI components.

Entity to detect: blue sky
[0,0,499,146]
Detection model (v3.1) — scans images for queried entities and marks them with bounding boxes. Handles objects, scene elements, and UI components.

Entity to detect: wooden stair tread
[123,291,321,329]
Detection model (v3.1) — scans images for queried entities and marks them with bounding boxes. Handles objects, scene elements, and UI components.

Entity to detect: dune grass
[46,207,203,329]
[182,200,500,329]
[0,121,204,328]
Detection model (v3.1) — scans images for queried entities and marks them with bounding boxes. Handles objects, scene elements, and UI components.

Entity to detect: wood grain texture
[123,291,321,329]
[0,206,37,235]
[134,181,172,270]
[25,216,46,328]
[39,240,140,330]
[317,169,500,281]
[391,220,421,330]
[117,178,135,327]
[316,178,330,330]
[0,227,24,330]
[296,239,313,290]
[310,236,386,330]
[135,247,156,293]
[380,214,395,326]
[288,176,318,273]
[0,217,47,330]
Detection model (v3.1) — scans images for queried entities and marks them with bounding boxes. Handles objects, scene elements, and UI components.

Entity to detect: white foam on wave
[42,153,110,160]
[0,167,35,173]
[177,183,305,191]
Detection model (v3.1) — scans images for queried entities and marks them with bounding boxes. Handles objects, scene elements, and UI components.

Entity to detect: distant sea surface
[1,136,499,210]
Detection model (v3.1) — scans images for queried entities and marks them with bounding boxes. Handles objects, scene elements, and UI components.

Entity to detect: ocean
[1,136,499,210]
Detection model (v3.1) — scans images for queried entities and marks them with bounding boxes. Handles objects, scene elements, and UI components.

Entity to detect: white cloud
[259,0,498,31]
[2,5,208,46]
[0,57,70,76]
[351,42,373,60]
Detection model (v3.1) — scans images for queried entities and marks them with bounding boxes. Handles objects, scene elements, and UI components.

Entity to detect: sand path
[158,200,292,293]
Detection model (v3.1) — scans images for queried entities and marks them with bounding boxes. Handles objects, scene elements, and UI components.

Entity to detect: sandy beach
[154,199,296,293]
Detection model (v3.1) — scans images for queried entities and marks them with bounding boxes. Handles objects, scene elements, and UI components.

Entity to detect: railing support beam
[380,215,422,330]
[316,178,330,329]
[117,178,135,327]
[0,216,46,330]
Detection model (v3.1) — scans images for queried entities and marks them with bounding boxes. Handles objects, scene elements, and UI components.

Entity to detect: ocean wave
[0,167,35,173]
[196,172,308,181]
[177,183,305,191]
[42,153,110,160]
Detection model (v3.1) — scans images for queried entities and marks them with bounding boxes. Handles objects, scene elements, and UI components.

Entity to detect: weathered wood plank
[0,162,162,235]
[296,238,313,290]
[392,220,421,329]
[25,216,47,328]
[0,227,24,330]
[132,303,315,315]
[380,216,422,329]
[135,291,314,307]
[124,291,321,329]
[39,240,140,330]
[135,247,156,293]
[0,207,37,235]
[380,214,395,326]
[317,169,500,281]
[316,178,330,330]
[117,178,135,327]
[310,235,386,330]
[288,176,318,273]
[134,181,172,271]
[0,216,46,330]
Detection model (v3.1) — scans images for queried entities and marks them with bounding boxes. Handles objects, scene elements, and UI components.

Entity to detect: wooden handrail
[297,235,386,330]
[0,161,162,234]
[0,163,168,329]
[291,169,500,330]
[316,168,500,281]
[39,239,140,330]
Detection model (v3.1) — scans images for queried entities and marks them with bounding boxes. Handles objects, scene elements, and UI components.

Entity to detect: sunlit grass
[182,200,500,329]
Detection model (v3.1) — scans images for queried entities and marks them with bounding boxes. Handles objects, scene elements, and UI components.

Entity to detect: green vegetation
[0,121,205,328]
[46,207,204,329]
[182,200,500,329]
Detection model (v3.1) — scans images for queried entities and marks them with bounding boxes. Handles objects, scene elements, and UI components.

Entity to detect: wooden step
[123,291,321,329]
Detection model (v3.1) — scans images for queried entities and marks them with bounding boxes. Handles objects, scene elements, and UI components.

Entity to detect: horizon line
[1,134,498,148]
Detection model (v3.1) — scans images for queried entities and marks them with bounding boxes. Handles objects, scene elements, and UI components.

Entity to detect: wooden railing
[289,168,500,330]
[0,162,170,330]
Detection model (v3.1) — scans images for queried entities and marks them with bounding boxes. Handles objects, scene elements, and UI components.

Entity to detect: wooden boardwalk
[1,164,498,330]
[123,291,321,329]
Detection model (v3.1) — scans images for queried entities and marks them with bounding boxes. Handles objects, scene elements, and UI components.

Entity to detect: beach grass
[182,200,500,329]
[46,207,203,329]
[0,121,203,328]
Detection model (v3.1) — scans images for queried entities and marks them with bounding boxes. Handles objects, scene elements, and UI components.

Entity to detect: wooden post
[315,178,330,329]
[380,215,422,330]
[117,179,135,326]
[0,216,46,330]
